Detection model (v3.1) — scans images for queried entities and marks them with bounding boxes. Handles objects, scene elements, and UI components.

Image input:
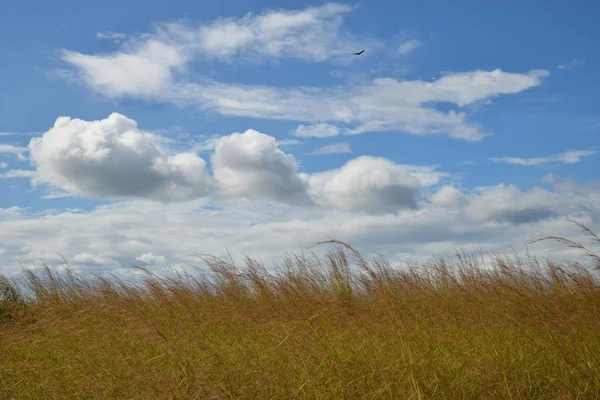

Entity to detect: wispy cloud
[191,69,548,141]
[539,173,559,184]
[397,39,423,56]
[56,4,549,143]
[96,31,127,40]
[0,144,28,160]
[0,131,42,137]
[557,58,584,70]
[310,142,352,155]
[490,149,597,166]
[0,162,7,169]
[0,169,36,179]
[292,123,342,138]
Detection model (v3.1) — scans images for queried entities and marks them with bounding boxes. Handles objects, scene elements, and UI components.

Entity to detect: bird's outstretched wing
[354,49,365,55]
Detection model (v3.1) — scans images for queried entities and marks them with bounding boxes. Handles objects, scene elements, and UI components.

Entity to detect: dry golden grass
[1,221,600,399]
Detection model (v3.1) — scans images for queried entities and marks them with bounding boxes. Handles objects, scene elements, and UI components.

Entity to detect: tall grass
[1,222,600,399]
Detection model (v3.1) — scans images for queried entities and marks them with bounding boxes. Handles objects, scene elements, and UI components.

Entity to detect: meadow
[1,221,600,399]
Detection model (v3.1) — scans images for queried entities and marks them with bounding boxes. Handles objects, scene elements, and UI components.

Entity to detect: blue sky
[0,0,599,277]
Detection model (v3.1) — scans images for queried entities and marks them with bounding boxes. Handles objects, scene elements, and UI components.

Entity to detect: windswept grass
[1,222,600,399]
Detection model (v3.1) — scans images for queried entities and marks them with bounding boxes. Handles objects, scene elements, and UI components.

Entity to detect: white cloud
[27,113,214,201]
[428,185,468,207]
[190,2,356,62]
[539,173,559,184]
[211,129,312,205]
[490,149,597,166]
[96,31,127,40]
[17,114,453,213]
[0,162,7,169]
[136,252,167,265]
[552,177,600,195]
[61,39,187,99]
[557,58,584,70]
[0,181,598,278]
[0,144,28,160]
[71,252,118,266]
[57,4,548,142]
[397,39,423,55]
[310,142,352,155]
[0,169,36,179]
[0,131,42,137]
[173,68,548,141]
[276,138,301,147]
[61,3,363,99]
[307,156,424,214]
[292,123,342,138]
[192,134,300,153]
[465,184,586,225]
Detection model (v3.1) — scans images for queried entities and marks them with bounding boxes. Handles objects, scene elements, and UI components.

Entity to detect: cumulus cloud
[136,252,167,265]
[310,142,352,155]
[307,156,425,214]
[1,180,598,278]
[490,149,597,166]
[465,184,585,225]
[18,114,452,212]
[27,113,214,201]
[428,185,468,207]
[211,129,312,205]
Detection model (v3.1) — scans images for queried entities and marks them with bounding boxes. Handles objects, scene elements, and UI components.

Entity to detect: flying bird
[354,49,365,55]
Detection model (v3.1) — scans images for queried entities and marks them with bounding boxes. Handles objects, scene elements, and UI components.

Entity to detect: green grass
[1,223,600,399]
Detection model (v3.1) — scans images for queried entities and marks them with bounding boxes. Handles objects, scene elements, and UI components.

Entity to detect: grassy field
[1,223,600,399]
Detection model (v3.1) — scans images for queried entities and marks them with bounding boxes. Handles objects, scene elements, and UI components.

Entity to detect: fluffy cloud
[15,114,454,212]
[490,149,597,166]
[1,181,598,278]
[307,156,424,214]
[465,184,588,225]
[428,185,468,207]
[27,113,214,201]
[211,129,312,205]
[136,252,167,265]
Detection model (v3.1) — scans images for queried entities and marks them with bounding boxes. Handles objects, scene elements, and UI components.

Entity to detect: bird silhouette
[354,49,365,55]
